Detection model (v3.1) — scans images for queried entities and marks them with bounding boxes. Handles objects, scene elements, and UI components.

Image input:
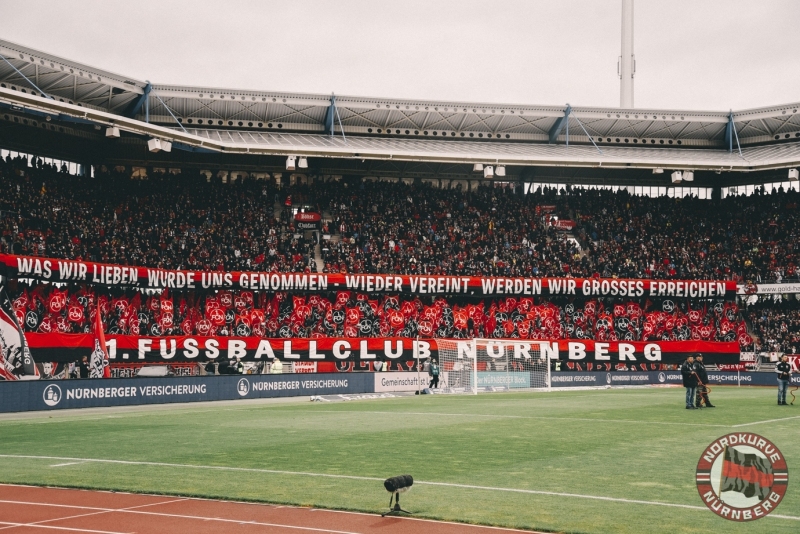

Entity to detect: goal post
[434,338,551,394]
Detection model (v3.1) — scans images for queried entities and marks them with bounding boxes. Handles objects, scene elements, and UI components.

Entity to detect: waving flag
[0,283,38,380]
[90,298,111,378]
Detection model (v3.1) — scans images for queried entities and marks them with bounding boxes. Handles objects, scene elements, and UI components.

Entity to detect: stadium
[0,2,799,532]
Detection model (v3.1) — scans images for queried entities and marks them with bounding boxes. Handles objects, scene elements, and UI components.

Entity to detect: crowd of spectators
[3,153,797,282]
[7,283,751,347]
[1,154,314,273]
[320,179,799,281]
[747,299,800,354]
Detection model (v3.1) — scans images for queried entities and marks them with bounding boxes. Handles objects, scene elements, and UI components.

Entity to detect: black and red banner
[22,334,741,365]
[0,254,739,298]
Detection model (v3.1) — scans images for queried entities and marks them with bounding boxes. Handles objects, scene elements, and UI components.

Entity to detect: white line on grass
[345,411,730,428]
[732,414,800,427]
[1,454,799,521]
[50,461,87,467]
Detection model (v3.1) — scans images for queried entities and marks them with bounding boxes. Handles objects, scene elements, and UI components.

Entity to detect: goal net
[434,338,551,394]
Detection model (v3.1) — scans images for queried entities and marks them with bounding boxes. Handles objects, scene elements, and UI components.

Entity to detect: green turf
[0,386,798,533]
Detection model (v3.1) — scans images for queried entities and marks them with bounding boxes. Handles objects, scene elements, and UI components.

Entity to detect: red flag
[92,298,111,378]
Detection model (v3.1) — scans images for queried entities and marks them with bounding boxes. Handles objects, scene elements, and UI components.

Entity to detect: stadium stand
[747,301,800,354]
[2,155,798,282]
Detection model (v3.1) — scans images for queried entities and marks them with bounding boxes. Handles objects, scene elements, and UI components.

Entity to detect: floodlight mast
[619,0,635,108]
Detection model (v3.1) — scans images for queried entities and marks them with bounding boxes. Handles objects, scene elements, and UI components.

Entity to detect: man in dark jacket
[77,356,90,379]
[428,358,440,389]
[693,354,715,408]
[776,355,792,405]
[681,355,698,409]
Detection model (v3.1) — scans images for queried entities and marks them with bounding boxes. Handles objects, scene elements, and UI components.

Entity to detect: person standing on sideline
[270,357,283,374]
[78,356,90,379]
[776,355,792,405]
[693,354,715,408]
[428,358,440,389]
[681,355,698,409]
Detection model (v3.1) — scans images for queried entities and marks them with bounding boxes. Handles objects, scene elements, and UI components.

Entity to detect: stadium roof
[2,38,800,173]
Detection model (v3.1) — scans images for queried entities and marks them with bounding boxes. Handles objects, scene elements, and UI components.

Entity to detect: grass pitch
[0,386,798,533]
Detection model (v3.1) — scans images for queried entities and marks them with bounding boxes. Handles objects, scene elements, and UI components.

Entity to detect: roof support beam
[548,105,571,144]
[726,111,743,158]
[324,94,336,136]
[125,82,151,119]
[324,93,346,141]
[725,111,734,152]
[0,54,53,99]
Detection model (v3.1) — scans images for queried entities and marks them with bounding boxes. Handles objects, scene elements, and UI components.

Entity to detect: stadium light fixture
[147,138,162,153]
[652,168,664,174]
[495,166,506,177]
[789,168,799,181]
[483,166,494,178]
[671,171,682,184]
[473,163,484,172]
[160,140,172,153]
[286,156,296,171]
[682,171,694,182]
[105,127,120,139]
[298,157,308,169]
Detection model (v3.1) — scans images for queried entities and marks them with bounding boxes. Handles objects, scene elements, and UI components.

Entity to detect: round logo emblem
[696,433,788,521]
[605,373,612,385]
[236,378,250,397]
[42,384,62,407]
[658,372,666,383]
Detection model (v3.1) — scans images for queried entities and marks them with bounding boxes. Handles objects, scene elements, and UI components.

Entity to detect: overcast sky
[1,0,798,111]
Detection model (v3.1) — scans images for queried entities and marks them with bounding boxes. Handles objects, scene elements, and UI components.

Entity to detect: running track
[0,484,539,533]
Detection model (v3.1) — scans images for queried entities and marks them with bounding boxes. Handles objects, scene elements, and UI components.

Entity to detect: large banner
[0,373,373,413]
[0,254,738,298]
[22,334,742,365]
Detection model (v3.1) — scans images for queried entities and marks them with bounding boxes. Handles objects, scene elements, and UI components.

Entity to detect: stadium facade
[1,38,800,189]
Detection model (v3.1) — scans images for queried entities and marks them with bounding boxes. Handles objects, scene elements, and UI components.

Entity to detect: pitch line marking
[346,411,730,428]
[731,414,800,427]
[51,461,87,467]
[2,455,800,521]
[0,499,360,534]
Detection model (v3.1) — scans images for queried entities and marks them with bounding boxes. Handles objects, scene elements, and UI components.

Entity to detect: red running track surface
[0,484,542,533]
